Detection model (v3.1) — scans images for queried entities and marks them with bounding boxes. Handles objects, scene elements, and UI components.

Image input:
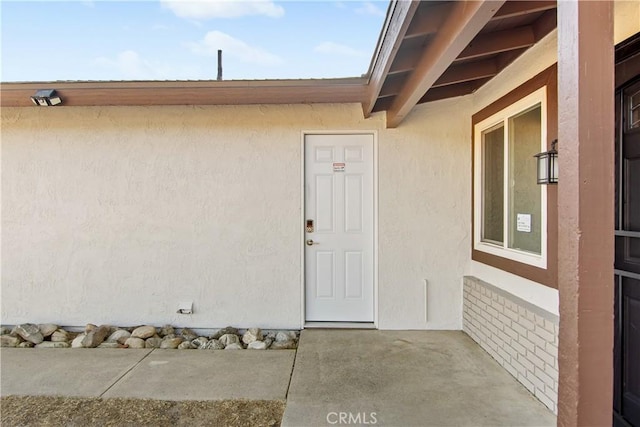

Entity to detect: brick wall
[463,276,558,413]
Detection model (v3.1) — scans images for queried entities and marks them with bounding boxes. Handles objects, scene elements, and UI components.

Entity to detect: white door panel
[305,134,374,322]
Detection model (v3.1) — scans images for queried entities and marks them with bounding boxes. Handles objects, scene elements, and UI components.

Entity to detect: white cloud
[187,31,282,65]
[355,1,385,17]
[314,41,366,57]
[94,50,202,80]
[161,0,284,20]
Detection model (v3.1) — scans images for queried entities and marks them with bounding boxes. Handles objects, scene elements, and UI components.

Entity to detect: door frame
[300,130,379,329]
[613,31,640,427]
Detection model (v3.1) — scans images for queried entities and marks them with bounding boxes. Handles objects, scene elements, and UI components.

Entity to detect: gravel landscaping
[0,324,299,350]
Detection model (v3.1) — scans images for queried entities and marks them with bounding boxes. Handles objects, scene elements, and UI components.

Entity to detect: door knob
[306,239,318,246]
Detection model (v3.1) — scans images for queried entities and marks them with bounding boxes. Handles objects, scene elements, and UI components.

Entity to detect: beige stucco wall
[1,100,471,330]
[615,0,640,44]
[2,3,637,330]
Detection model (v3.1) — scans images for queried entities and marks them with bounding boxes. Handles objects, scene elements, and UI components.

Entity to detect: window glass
[508,105,542,254]
[630,88,640,129]
[482,124,504,244]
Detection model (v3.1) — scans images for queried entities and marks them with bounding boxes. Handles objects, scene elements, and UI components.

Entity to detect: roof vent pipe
[217,49,223,81]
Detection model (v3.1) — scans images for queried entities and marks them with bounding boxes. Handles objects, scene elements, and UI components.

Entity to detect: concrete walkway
[1,330,555,426]
[0,348,295,401]
[283,330,555,426]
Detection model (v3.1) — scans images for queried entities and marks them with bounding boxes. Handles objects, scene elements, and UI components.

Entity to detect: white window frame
[473,86,548,269]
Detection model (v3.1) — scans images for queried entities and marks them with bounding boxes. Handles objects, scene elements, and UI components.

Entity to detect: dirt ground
[0,396,285,427]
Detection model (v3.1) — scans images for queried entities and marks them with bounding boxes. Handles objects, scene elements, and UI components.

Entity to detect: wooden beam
[556,1,614,426]
[379,73,408,97]
[404,2,451,39]
[388,39,423,74]
[386,0,506,128]
[362,0,420,117]
[533,9,557,41]
[492,1,556,20]
[433,58,497,87]
[495,47,530,69]
[0,79,368,107]
[419,78,491,103]
[371,95,394,113]
[457,26,536,61]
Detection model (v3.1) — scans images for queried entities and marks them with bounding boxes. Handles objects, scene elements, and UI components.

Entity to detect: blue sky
[1,0,388,82]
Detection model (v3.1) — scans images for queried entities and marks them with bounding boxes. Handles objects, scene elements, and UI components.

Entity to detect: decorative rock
[106,329,131,344]
[275,331,296,342]
[51,329,69,342]
[1,335,21,347]
[265,331,277,340]
[131,325,157,339]
[270,340,297,350]
[98,342,120,349]
[0,327,10,336]
[71,334,86,348]
[180,328,198,341]
[212,326,238,339]
[124,337,145,349]
[242,328,263,344]
[81,325,111,348]
[19,341,35,348]
[36,341,70,348]
[204,339,224,350]
[85,324,97,333]
[219,334,240,347]
[248,341,267,350]
[178,341,195,350]
[160,325,175,337]
[224,343,243,350]
[191,337,209,349]
[160,337,183,349]
[38,324,58,337]
[145,336,163,348]
[14,324,44,344]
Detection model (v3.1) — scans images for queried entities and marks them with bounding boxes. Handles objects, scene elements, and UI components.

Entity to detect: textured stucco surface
[3,7,635,330]
[378,98,472,329]
[1,102,470,329]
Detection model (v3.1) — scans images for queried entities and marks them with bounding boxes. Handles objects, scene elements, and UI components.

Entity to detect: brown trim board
[471,64,558,289]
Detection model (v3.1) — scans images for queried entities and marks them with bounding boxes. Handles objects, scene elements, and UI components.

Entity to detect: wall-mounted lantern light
[30,89,62,106]
[534,139,558,184]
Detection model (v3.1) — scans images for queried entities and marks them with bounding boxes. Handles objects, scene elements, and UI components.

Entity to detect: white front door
[304,133,374,322]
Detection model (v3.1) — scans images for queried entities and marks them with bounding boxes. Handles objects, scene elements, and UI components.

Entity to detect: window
[473,87,547,268]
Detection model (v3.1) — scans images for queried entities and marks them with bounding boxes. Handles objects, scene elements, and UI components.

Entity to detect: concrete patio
[1,330,555,426]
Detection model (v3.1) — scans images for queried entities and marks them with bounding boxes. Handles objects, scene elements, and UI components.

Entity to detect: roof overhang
[366,0,557,127]
[0,1,557,128]
[0,78,368,107]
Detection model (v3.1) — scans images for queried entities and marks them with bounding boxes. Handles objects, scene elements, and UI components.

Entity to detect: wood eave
[366,0,557,127]
[1,0,558,128]
[0,78,368,107]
